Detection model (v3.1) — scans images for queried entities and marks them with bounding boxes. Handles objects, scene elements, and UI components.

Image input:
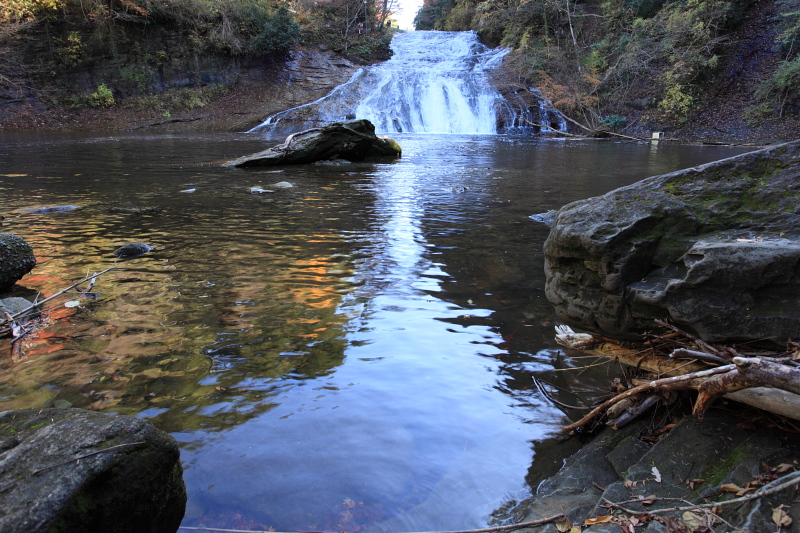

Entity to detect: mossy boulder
[223,119,401,167]
[544,139,800,347]
[0,408,186,533]
[0,234,36,292]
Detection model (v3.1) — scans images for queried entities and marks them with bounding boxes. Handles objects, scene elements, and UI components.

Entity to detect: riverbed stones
[544,139,800,347]
[0,233,36,292]
[223,119,401,167]
[0,408,186,533]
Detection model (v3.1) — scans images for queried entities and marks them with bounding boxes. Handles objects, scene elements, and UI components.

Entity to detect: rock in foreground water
[544,139,800,347]
[224,119,401,167]
[0,408,186,533]
[0,233,36,292]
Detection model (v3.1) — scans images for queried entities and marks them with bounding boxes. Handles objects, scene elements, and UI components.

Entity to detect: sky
[393,0,424,30]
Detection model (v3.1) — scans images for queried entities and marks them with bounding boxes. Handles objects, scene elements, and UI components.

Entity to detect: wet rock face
[224,119,401,167]
[544,139,800,347]
[0,233,36,292]
[0,408,186,533]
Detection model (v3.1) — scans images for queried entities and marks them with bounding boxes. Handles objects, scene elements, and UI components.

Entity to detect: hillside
[417,0,800,143]
[1,0,799,143]
[0,0,392,132]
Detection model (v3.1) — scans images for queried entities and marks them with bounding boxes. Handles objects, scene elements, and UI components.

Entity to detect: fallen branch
[533,375,592,410]
[178,512,567,533]
[555,326,707,377]
[33,441,145,474]
[131,117,202,130]
[561,365,735,432]
[1,267,118,329]
[603,470,800,516]
[555,326,800,421]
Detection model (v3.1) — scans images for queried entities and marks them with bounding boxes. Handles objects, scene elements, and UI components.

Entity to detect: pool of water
[0,132,752,532]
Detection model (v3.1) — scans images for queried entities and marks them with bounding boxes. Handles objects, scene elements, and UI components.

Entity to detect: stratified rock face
[224,119,401,167]
[0,408,186,533]
[544,139,800,347]
[0,233,36,292]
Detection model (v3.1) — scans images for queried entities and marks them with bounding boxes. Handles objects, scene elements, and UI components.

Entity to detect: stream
[0,131,753,531]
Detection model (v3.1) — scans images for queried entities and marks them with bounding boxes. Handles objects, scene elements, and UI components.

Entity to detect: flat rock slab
[0,408,186,533]
[224,119,401,167]
[512,411,800,532]
[544,139,800,346]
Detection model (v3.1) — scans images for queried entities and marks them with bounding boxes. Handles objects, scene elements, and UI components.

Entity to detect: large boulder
[224,119,401,167]
[0,408,186,533]
[544,139,800,347]
[0,234,36,292]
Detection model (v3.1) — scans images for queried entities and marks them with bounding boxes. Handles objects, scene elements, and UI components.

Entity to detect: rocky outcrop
[0,234,36,292]
[544,139,800,347]
[0,408,186,533]
[224,119,401,167]
[510,412,800,532]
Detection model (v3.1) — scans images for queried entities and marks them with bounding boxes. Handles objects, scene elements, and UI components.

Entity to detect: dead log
[554,326,706,377]
[555,326,800,423]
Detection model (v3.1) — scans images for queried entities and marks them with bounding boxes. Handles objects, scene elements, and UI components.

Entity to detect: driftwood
[554,326,800,429]
[131,117,202,130]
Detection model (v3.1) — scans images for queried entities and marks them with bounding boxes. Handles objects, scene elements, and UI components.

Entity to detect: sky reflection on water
[0,133,753,531]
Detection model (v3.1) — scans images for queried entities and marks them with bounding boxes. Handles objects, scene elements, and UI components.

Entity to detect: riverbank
[503,404,800,533]
[0,36,798,143]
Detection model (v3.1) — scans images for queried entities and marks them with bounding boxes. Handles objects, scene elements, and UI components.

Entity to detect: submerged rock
[544,139,800,347]
[223,119,402,168]
[529,210,558,227]
[0,297,38,321]
[21,205,78,214]
[0,408,186,533]
[114,242,153,259]
[0,233,36,292]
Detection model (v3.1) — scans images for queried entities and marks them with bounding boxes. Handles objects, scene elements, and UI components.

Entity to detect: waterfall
[250,31,566,135]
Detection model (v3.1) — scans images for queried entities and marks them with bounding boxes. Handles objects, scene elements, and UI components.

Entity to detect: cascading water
[250,31,566,135]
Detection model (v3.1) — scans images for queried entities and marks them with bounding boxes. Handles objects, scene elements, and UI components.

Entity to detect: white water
[250,31,565,135]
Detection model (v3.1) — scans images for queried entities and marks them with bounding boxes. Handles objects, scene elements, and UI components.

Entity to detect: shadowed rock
[114,242,153,259]
[224,119,401,168]
[0,408,186,533]
[0,234,36,292]
[544,139,800,347]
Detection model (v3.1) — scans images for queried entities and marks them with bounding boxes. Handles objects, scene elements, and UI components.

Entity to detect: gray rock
[22,205,78,214]
[0,233,36,292]
[0,297,38,321]
[224,119,401,168]
[114,242,153,259]
[510,412,800,532]
[544,139,800,346]
[0,408,186,533]
[529,210,558,227]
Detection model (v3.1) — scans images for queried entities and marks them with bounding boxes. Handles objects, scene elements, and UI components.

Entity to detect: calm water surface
[0,133,752,531]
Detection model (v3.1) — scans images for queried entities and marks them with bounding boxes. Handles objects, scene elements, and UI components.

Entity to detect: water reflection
[0,133,753,531]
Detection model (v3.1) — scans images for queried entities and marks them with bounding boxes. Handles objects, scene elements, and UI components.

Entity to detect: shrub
[244,5,300,56]
[754,55,800,116]
[90,83,115,106]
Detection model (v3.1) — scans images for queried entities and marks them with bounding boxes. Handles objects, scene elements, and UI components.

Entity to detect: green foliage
[754,55,800,117]
[90,83,115,107]
[659,80,694,121]
[599,114,627,128]
[53,31,86,68]
[0,0,60,23]
[242,5,300,56]
[414,0,454,30]
[775,0,800,55]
